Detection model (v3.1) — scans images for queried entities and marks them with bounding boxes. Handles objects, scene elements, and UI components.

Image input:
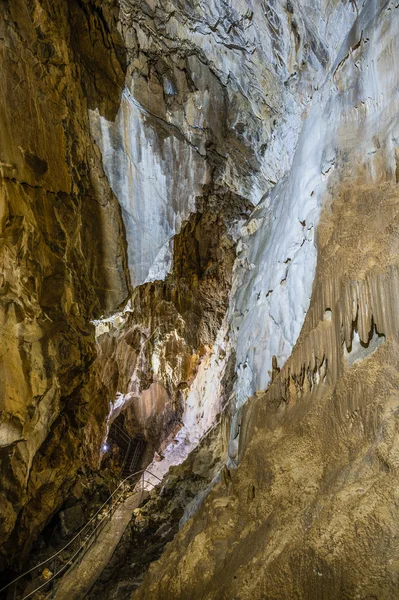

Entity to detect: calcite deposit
[87,0,360,483]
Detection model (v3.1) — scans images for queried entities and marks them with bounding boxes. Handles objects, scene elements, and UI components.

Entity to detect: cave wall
[0,0,130,569]
[2,2,399,598]
[131,2,399,598]
[88,0,359,481]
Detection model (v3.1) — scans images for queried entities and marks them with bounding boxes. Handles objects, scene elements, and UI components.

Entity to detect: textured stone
[89,0,358,483]
[0,0,130,570]
[59,504,85,537]
[2,2,399,600]
[90,193,248,457]
[130,4,399,598]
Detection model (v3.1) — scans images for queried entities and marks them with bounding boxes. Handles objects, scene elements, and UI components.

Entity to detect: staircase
[121,438,145,479]
[0,467,162,600]
[108,422,145,480]
[0,424,147,600]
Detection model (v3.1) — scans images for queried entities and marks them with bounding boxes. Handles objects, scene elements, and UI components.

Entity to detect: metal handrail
[109,422,132,445]
[120,438,132,474]
[0,469,163,599]
[129,439,143,473]
[19,476,161,600]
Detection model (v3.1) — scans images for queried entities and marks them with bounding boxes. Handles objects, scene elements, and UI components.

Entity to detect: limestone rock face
[89,192,248,466]
[130,3,399,598]
[89,0,359,483]
[0,0,130,569]
[91,0,356,289]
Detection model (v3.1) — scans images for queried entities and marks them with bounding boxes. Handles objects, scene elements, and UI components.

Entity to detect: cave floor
[52,492,142,600]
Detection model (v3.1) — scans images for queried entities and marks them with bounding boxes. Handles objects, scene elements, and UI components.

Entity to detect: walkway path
[53,492,141,600]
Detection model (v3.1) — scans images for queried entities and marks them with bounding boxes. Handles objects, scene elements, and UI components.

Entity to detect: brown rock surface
[0,0,129,570]
[2,2,399,600]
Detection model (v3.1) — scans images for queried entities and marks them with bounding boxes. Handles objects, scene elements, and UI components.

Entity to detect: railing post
[95,514,98,541]
[13,581,17,600]
[141,471,144,502]
[109,496,113,520]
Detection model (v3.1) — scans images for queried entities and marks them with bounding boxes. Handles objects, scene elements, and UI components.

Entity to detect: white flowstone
[92,1,358,292]
[230,0,399,406]
[89,88,209,288]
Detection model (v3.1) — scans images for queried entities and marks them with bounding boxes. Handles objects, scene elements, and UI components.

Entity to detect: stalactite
[266,266,399,405]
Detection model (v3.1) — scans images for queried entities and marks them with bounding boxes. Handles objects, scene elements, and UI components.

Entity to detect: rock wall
[0,0,358,570]
[89,0,359,478]
[2,1,399,598]
[0,0,130,570]
[131,2,399,598]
